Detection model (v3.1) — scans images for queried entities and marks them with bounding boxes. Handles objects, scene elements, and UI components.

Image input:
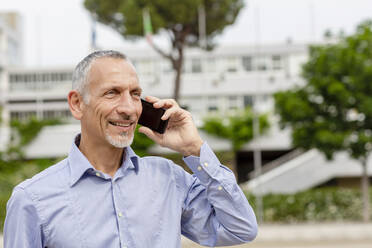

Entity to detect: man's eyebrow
[132,87,143,93]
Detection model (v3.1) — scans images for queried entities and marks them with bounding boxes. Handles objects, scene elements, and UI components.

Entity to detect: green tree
[274,20,372,222]
[202,107,270,151]
[84,0,244,101]
[0,106,3,159]
[6,118,62,160]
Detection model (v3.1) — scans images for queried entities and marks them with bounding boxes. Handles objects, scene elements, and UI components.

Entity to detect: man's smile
[108,120,135,131]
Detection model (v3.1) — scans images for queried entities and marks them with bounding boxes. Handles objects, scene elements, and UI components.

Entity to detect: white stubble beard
[105,129,134,148]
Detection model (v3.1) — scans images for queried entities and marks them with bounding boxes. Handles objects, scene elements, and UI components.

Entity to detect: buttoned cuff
[183,142,221,185]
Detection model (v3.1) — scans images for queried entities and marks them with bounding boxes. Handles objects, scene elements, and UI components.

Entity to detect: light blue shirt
[4,135,257,247]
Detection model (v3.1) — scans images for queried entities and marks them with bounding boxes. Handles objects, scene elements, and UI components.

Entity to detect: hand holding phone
[138,96,203,156]
[138,99,169,134]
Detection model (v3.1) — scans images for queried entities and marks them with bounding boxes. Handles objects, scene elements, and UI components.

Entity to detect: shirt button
[197,166,202,171]
[218,186,223,191]
[204,162,209,167]
[95,172,101,177]
[118,212,123,218]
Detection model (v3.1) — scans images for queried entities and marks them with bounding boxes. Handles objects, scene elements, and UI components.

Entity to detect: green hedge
[245,187,372,222]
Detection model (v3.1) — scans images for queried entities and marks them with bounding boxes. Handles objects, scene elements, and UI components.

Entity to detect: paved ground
[181,222,372,248]
[182,240,372,248]
[1,222,372,247]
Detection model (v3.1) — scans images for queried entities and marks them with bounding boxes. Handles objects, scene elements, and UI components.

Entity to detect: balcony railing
[9,81,71,93]
[248,148,305,180]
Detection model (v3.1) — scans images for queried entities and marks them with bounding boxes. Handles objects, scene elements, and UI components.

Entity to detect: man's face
[81,57,142,148]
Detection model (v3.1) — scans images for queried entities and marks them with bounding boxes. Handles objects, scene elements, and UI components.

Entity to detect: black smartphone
[138,99,169,134]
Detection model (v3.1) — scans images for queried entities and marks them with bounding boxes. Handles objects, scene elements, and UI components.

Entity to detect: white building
[4,43,307,125]
[2,37,370,192]
[0,12,23,151]
[1,42,311,184]
[0,12,22,68]
[5,66,73,122]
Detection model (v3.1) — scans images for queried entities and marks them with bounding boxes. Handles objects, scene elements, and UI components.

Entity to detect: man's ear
[68,90,85,120]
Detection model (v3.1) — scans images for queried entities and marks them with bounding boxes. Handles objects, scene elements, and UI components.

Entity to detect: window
[10,111,37,122]
[242,56,252,71]
[207,96,218,112]
[244,95,253,107]
[226,57,237,72]
[191,58,202,73]
[67,72,73,81]
[9,74,15,83]
[41,110,71,120]
[272,55,282,70]
[15,74,20,82]
[208,106,218,111]
[258,63,267,71]
[8,100,36,104]
[43,98,67,103]
[228,96,239,110]
[205,58,216,72]
[51,73,58,81]
[42,73,50,82]
[43,110,72,120]
[256,56,268,71]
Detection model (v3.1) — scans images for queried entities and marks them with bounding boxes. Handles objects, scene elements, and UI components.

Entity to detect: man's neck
[78,134,125,178]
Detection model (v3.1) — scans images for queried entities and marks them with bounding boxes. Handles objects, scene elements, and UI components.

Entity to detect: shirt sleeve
[4,186,44,248]
[180,142,258,247]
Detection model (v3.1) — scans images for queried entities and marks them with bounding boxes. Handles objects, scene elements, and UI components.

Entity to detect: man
[4,50,257,247]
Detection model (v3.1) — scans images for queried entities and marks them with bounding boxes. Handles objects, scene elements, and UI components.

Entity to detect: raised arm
[139,96,257,246]
[180,143,257,246]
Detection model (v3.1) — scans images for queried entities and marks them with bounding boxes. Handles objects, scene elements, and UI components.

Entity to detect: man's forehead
[90,57,136,73]
[88,57,139,84]
[99,79,142,90]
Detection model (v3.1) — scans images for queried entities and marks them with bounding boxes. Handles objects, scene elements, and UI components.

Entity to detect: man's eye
[105,90,117,96]
[132,92,141,97]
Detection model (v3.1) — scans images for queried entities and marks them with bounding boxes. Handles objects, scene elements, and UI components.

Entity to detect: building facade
[0,12,23,151]
[3,43,308,126]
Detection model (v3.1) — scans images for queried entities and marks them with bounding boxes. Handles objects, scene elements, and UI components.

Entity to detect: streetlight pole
[253,95,263,223]
[253,4,263,223]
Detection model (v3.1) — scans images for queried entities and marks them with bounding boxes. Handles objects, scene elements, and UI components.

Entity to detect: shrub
[246,187,372,222]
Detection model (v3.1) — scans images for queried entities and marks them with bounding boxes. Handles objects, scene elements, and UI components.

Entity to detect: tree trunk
[172,47,184,102]
[148,28,189,102]
[361,158,370,222]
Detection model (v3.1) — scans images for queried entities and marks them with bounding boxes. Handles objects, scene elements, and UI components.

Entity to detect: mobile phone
[138,99,169,134]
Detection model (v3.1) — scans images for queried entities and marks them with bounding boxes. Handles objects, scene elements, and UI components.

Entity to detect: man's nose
[116,92,137,116]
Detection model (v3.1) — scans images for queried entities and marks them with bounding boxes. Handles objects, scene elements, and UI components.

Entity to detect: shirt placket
[111,178,133,248]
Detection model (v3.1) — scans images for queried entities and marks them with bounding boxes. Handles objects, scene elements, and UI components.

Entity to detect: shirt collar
[68,134,140,187]
[123,145,140,173]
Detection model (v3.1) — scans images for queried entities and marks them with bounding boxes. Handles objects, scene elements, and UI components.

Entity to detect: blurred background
[1,0,372,247]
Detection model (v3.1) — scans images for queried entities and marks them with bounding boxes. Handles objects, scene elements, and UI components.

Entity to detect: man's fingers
[161,107,185,121]
[138,126,162,143]
[161,108,176,120]
[153,99,178,109]
[145,96,160,104]
[144,96,179,110]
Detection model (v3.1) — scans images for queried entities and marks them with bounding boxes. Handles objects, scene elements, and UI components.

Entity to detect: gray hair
[72,50,127,103]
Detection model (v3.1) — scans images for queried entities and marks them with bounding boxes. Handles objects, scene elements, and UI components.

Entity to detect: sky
[0,0,371,67]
